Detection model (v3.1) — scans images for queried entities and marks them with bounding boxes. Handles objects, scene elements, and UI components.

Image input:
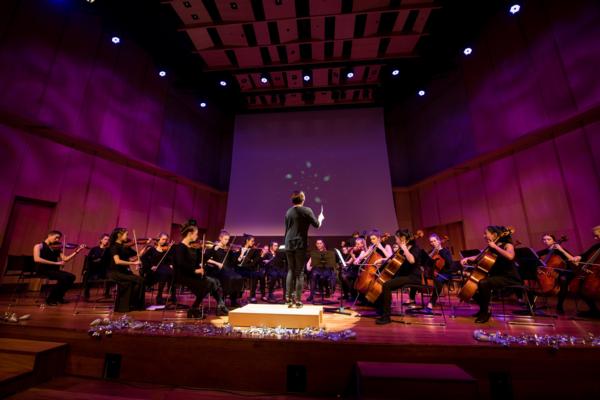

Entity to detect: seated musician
[375,229,422,325]
[108,227,146,312]
[340,237,366,300]
[569,225,600,318]
[141,232,176,305]
[263,241,287,302]
[172,220,228,318]
[235,234,266,303]
[83,233,111,301]
[460,226,522,323]
[536,234,575,315]
[306,239,336,302]
[205,230,244,308]
[33,230,83,306]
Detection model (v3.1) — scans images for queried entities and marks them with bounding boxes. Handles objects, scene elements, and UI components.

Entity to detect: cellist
[460,226,521,323]
[569,225,600,319]
[536,234,575,315]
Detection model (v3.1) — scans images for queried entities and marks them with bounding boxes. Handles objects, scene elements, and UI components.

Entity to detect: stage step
[356,361,478,399]
[0,338,68,397]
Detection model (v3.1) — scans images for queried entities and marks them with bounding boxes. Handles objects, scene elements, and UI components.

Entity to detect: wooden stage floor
[1,288,600,398]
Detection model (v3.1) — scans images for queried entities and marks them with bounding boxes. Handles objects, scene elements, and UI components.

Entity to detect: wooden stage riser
[0,325,599,399]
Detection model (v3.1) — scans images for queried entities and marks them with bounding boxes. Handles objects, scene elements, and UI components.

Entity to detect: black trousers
[266,267,287,297]
[309,267,336,297]
[340,267,358,298]
[474,275,522,313]
[146,265,176,302]
[109,270,145,312]
[179,275,223,309]
[286,249,307,301]
[40,269,75,302]
[238,268,265,297]
[83,267,110,299]
[408,273,448,306]
[379,275,423,317]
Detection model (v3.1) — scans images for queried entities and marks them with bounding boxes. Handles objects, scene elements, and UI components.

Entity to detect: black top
[579,242,600,261]
[428,247,453,274]
[396,245,423,278]
[109,243,136,275]
[284,206,319,250]
[87,246,110,272]
[141,247,173,275]
[37,242,61,272]
[172,243,201,281]
[489,244,520,279]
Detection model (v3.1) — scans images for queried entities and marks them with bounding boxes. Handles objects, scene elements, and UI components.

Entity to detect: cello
[536,236,568,296]
[569,244,600,300]
[458,227,514,302]
[354,244,381,295]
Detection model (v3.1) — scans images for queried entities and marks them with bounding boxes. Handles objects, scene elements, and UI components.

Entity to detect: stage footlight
[391,69,400,76]
[111,36,120,44]
[510,4,521,14]
[418,90,426,97]
[463,47,472,56]
[219,80,227,87]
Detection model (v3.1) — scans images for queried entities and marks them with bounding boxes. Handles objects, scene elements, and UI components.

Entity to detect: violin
[49,242,88,251]
[190,240,215,250]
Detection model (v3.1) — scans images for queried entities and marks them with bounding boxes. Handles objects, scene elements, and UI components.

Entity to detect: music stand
[239,249,262,269]
[309,251,352,315]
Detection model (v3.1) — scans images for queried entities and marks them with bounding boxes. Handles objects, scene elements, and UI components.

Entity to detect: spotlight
[509,4,521,14]
[463,47,472,56]
[346,71,354,79]
[391,69,400,76]
[200,102,207,108]
[260,75,269,84]
[219,80,227,87]
[86,0,96,3]
[418,90,426,97]
[158,70,166,77]
[111,36,120,44]
[303,74,311,82]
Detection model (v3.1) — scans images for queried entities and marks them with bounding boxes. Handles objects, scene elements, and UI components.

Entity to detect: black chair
[398,282,447,326]
[491,285,554,327]
[73,256,116,315]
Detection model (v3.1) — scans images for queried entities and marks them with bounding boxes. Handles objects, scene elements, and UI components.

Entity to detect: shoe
[57,298,70,304]
[216,304,229,316]
[423,307,433,314]
[576,310,600,319]
[406,302,418,309]
[46,300,58,306]
[286,298,294,308]
[556,307,565,315]
[295,301,303,308]
[475,312,491,323]
[249,297,257,303]
[156,297,165,305]
[261,296,268,302]
[403,300,415,306]
[267,295,276,303]
[471,310,483,318]
[187,308,203,319]
[375,316,392,325]
[306,295,314,302]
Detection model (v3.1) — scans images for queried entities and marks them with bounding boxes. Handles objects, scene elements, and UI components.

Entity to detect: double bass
[536,236,568,296]
[458,227,514,302]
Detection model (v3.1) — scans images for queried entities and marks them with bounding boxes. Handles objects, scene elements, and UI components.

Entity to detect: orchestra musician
[172,220,228,318]
[460,226,522,323]
[263,241,286,302]
[235,234,266,303]
[141,232,176,305]
[306,239,336,302]
[205,230,245,308]
[536,234,575,315]
[82,233,111,301]
[340,237,366,300]
[108,227,146,312]
[33,230,84,306]
[569,225,600,318]
[375,229,422,325]
[284,190,324,308]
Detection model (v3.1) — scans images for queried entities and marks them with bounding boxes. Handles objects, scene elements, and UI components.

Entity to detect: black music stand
[239,249,262,268]
[309,250,352,315]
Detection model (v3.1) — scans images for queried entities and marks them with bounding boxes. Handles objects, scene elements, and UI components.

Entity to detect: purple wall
[388,0,600,253]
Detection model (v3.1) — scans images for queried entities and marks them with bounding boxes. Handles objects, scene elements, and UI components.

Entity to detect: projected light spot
[301,171,305,174]
[315,197,322,203]
[294,181,298,185]
[314,187,319,190]
[306,161,312,168]
[285,173,292,179]
[323,175,331,182]
[314,173,318,177]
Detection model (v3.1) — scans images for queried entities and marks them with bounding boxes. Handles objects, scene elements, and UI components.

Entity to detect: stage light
[200,102,207,108]
[346,71,354,79]
[303,74,311,82]
[111,36,120,44]
[86,0,96,3]
[510,4,521,14]
[219,80,227,87]
[260,75,269,84]
[158,70,166,77]
[391,69,400,76]
[463,47,472,56]
[418,90,426,97]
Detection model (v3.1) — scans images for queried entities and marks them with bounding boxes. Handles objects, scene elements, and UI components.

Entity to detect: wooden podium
[228,304,324,328]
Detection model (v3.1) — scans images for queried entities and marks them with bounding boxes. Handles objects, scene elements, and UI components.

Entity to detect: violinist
[235,234,266,303]
[460,226,521,323]
[172,220,228,318]
[340,237,366,300]
[141,232,176,305]
[108,227,146,312]
[306,239,336,302]
[263,241,286,302]
[375,229,422,325]
[205,230,244,308]
[83,233,111,301]
[536,234,575,315]
[33,230,83,306]
[569,225,600,318]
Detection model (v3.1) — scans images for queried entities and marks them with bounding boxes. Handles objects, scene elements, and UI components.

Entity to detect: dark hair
[99,233,109,239]
[429,233,441,242]
[157,232,169,239]
[269,241,279,249]
[47,230,62,238]
[486,225,512,244]
[219,230,230,238]
[181,220,198,238]
[395,229,415,245]
[368,229,382,238]
[109,227,127,245]
[542,233,556,241]
[291,190,305,205]
[243,234,255,245]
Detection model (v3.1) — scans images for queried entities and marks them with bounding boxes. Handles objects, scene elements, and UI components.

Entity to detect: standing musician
[108,227,146,312]
[306,239,336,302]
[340,237,366,300]
[460,226,522,323]
[33,230,84,305]
[235,234,266,303]
[83,233,111,301]
[375,229,422,325]
[205,230,245,308]
[172,220,228,318]
[284,190,324,308]
[263,241,287,302]
[569,225,600,318]
[536,234,575,315]
[141,232,176,305]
